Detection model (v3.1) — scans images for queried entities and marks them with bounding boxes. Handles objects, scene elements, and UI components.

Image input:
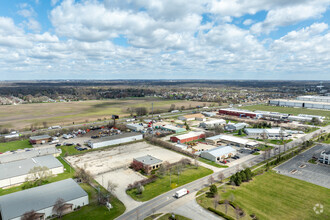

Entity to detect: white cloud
[243,19,254,26]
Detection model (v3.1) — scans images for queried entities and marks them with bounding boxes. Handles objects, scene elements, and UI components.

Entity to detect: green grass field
[63,183,125,220]
[0,139,32,153]
[238,104,330,118]
[127,166,213,201]
[197,171,330,220]
[198,157,229,168]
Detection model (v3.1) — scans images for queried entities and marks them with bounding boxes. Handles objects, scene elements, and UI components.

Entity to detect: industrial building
[159,124,186,133]
[178,113,205,121]
[319,149,330,165]
[29,135,52,144]
[201,111,217,117]
[0,146,61,164]
[255,111,289,120]
[0,155,64,188]
[297,95,330,103]
[205,134,258,148]
[199,119,226,129]
[192,143,216,152]
[0,178,88,220]
[170,132,205,144]
[133,155,163,173]
[225,122,248,131]
[218,108,261,119]
[269,99,330,110]
[200,146,237,162]
[87,133,143,149]
[244,128,288,139]
[126,123,144,131]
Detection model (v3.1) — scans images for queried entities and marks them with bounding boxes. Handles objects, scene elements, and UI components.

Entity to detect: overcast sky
[0,0,329,80]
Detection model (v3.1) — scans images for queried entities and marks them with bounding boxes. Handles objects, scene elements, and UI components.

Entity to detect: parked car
[55,143,61,147]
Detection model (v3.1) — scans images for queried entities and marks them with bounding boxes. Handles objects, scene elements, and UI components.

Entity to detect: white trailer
[175,188,189,198]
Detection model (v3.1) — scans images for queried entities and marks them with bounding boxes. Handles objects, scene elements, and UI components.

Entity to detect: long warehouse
[87,132,143,149]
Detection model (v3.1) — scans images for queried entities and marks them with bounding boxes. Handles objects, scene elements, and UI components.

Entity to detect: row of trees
[230,168,253,186]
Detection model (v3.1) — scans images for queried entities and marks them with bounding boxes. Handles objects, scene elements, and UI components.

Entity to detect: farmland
[197,171,330,220]
[239,104,330,118]
[0,98,212,130]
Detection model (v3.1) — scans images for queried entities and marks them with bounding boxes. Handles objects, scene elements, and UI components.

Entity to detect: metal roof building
[87,132,143,149]
[206,134,258,148]
[0,147,61,164]
[200,146,237,162]
[170,131,205,144]
[269,99,330,110]
[296,95,330,103]
[0,155,64,188]
[0,178,88,220]
[134,155,163,166]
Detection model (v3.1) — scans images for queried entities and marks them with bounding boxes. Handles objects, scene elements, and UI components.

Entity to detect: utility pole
[152,102,154,137]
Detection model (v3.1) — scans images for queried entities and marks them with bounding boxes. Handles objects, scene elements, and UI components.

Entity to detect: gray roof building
[134,155,162,165]
[88,132,142,144]
[0,155,63,181]
[29,135,51,141]
[0,178,88,220]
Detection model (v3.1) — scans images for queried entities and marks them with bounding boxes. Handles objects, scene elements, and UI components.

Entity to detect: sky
[0,0,329,80]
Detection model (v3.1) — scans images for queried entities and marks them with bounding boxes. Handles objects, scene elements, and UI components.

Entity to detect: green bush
[207,207,235,220]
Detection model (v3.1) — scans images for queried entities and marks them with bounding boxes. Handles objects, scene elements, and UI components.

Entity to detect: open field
[239,104,330,118]
[0,139,32,153]
[197,171,330,220]
[0,98,211,130]
[127,165,213,201]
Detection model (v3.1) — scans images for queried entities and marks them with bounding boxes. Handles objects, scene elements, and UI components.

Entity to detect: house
[87,133,143,149]
[159,124,186,133]
[126,123,144,131]
[200,146,237,162]
[0,155,64,188]
[205,134,258,148]
[170,132,205,144]
[225,123,248,131]
[0,146,61,164]
[29,135,52,144]
[0,178,88,220]
[199,119,226,129]
[178,113,205,121]
[319,149,330,165]
[133,155,163,173]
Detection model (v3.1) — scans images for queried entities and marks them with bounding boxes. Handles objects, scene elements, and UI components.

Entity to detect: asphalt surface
[274,144,330,189]
[116,126,329,220]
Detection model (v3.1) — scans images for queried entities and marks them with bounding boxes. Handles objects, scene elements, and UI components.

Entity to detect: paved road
[116,126,329,220]
[115,155,264,220]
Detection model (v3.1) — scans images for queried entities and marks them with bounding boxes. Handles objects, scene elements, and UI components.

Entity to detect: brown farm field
[0,98,213,130]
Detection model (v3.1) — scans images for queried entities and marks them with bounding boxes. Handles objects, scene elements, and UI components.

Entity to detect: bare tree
[75,168,93,184]
[236,207,240,220]
[208,175,215,185]
[213,193,220,209]
[224,200,229,214]
[235,164,240,172]
[229,193,235,203]
[21,210,37,220]
[218,172,225,183]
[53,198,66,218]
[42,121,48,128]
[193,155,199,168]
[26,166,53,185]
[107,180,118,196]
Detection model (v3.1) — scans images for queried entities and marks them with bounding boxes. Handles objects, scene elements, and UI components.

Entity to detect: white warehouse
[0,155,64,188]
[87,132,143,149]
[199,119,226,129]
[0,178,88,220]
[200,146,237,162]
[126,123,144,131]
[269,99,330,110]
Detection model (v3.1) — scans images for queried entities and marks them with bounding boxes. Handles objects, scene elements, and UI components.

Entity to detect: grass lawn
[258,139,292,145]
[198,157,229,168]
[234,133,247,137]
[197,171,330,220]
[238,104,330,118]
[257,145,273,151]
[63,183,125,220]
[0,139,32,153]
[127,165,213,201]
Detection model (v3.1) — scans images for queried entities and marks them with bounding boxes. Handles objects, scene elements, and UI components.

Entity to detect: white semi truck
[175,188,189,198]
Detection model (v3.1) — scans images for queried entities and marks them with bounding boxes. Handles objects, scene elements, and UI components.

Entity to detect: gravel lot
[66,141,192,212]
[274,144,330,189]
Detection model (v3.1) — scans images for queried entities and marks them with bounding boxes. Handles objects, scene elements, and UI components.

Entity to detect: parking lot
[66,141,192,212]
[274,144,330,189]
